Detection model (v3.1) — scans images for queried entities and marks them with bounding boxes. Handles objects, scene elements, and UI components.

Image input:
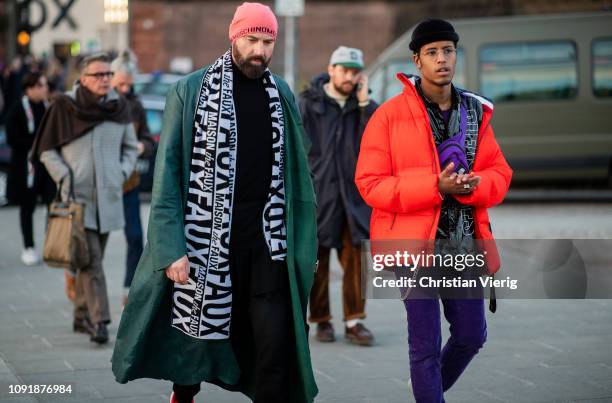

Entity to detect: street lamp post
[284,15,296,90]
[275,0,304,91]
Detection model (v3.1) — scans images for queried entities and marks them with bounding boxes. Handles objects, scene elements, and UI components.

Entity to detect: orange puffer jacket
[355,74,512,273]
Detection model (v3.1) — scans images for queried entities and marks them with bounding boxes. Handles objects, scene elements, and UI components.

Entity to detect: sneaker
[170,391,194,403]
[90,322,109,344]
[21,248,40,266]
[315,321,335,342]
[345,323,374,346]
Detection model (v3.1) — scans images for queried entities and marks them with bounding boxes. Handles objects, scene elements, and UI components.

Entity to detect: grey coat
[40,89,139,233]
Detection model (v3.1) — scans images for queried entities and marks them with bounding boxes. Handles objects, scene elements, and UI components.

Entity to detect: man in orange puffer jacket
[355,19,512,402]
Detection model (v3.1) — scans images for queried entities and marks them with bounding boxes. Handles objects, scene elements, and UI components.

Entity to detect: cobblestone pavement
[1,202,611,402]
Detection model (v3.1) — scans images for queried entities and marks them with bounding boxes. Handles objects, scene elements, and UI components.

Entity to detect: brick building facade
[129,0,611,87]
[0,0,610,81]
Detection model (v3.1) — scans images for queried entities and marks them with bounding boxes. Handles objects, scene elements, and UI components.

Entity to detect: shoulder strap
[55,164,76,203]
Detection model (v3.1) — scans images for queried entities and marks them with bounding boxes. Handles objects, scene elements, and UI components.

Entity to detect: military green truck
[366,12,612,184]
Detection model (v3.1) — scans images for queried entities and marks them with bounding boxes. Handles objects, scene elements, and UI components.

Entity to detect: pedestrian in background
[46,57,68,96]
[111,50,154,306]
[6,72,54,265]
[2,57,25,123]
[34,53,139,345]
[299,46,377,346]
[355,19,512,402]
[3,57,26,105]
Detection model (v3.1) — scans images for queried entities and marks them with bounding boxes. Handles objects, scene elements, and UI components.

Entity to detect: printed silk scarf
[171,50,287,339]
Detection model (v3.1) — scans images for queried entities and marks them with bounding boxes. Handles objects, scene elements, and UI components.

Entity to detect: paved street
[1,202,612,403]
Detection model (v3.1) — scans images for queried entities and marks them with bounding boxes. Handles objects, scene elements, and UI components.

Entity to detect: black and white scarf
[171,50,287,340]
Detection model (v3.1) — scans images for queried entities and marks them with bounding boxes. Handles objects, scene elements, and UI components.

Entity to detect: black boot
[91,322,109,344]
[73,316,95,335]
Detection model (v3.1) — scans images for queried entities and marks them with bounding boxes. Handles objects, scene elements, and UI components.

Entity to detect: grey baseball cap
[329,46,364,70]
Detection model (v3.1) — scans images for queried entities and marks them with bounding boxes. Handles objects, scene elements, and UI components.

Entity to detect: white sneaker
[21,248,40,266]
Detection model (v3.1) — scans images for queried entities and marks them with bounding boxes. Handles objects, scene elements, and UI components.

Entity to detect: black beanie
[409,19,459,53]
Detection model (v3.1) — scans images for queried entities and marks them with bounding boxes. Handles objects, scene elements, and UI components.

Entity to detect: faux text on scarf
[171,50,287,340]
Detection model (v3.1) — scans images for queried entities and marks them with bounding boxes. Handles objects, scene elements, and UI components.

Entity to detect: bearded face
[328,64,361,96]
[232,34,276,79]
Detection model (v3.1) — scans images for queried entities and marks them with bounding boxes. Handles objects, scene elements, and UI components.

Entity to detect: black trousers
[18,190,37,248]
[173,235,291,403]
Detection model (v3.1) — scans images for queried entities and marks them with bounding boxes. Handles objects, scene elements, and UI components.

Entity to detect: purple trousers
[403,298,487,402]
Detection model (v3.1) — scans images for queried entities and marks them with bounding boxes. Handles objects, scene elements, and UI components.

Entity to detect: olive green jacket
[111,68,319,403]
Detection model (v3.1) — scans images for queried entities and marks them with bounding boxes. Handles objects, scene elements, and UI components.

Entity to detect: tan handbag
[43,170,89,270]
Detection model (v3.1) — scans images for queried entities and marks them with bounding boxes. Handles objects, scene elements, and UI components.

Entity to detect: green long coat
[111,68,319,403]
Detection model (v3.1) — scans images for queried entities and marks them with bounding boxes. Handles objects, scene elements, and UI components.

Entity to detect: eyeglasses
[84,71,114,80]
[421,48,456,59]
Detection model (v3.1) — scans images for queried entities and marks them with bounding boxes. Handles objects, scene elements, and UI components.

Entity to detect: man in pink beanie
[112,3,319,403]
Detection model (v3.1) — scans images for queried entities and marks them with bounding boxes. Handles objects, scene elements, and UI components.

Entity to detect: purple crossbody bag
[436,97,469,174]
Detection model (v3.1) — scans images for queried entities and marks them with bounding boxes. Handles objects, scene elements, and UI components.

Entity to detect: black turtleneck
[230,61,273,245]
[31,100,47,130]
[6,99,46,153]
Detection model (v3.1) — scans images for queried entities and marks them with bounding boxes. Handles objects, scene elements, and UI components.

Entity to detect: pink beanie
[229,2,278,42]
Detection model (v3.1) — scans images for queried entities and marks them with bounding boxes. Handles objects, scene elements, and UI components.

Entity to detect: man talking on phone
[299,46,378,346]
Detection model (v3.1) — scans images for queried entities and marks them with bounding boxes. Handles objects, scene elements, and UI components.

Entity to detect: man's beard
[232,46,270,79]
[332,81,355,96]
